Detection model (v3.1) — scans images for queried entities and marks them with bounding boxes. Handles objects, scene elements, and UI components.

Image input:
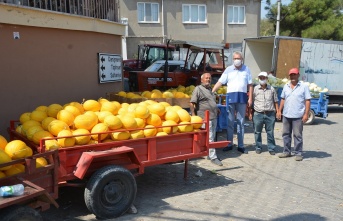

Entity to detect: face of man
[289,74,299,84]
[201,74,211,87]
[233,54,243,68]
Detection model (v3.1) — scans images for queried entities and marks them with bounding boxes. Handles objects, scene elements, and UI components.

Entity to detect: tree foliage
[265,0,343,40]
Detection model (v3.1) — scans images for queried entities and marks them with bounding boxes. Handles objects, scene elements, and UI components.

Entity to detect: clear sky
[261,0,292,18]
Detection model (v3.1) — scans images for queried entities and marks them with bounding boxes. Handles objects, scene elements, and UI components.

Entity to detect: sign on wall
[98,53,122,83]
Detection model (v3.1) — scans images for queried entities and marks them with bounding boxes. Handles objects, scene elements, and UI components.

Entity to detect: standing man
[212,51,253,154]
[190,73,222,166]
[277,68,311,161]
[249,72,280,155]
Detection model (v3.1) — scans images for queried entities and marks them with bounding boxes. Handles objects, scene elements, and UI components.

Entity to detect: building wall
[120,0,261,59]
[0,4,125,138]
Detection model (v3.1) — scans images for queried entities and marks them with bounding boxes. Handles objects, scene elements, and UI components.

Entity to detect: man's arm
[277,99,284,120]
[302,99,311,123]
[212,81,222,93]
[189,102,197,116]
[248,84,253,107]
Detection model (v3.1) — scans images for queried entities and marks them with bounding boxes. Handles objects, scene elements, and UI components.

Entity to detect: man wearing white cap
[249,72,280,155]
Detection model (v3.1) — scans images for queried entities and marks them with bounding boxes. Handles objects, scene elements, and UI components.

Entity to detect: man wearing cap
[277,68,311,161]
[249,72,280,155]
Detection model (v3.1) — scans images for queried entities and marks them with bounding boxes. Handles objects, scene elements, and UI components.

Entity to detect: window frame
[182,4,207,24]
[227,5,246,24]
[137,2,160,23]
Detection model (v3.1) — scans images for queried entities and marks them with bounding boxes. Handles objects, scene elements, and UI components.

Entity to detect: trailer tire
[1,205,43,221]
[84,165,137,219]
[305,110,315,125]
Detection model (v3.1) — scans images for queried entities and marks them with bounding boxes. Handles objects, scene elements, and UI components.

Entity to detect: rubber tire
[305,110,315,125]
[84,165,137,219]
[1,205,43,221]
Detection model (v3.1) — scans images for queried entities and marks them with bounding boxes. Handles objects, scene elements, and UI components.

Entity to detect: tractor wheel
[305,110,315,125]
[84,165,137,219]
[1,205,42,221]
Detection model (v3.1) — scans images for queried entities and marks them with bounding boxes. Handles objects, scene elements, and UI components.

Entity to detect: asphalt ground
[42,105,343,221]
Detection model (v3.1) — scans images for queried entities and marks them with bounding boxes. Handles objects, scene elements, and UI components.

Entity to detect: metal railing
[0,0,120,22]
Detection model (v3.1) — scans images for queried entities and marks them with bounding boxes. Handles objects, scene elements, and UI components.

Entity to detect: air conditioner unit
[121,18,128,25]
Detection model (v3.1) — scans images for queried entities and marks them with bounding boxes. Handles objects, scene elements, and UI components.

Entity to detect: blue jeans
[282,117,303,156]
[253,112,276,151]
[227,103,246,149]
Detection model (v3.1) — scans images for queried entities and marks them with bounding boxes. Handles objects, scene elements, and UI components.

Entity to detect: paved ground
[42,105,343,221]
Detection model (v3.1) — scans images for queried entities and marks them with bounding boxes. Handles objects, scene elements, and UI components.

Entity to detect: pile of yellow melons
[0,135,48,179]
[15,98,204,151]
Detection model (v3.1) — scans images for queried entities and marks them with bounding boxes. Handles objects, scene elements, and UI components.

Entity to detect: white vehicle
[144,60,185,72]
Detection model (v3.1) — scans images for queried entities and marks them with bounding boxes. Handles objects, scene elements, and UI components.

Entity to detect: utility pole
[276,0,281,36]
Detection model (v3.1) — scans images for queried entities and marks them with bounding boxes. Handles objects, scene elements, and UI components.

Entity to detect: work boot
[211,158,223,166]
[278,152,291,158]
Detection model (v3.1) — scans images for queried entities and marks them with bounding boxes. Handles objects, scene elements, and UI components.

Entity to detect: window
[182,4,207,23]
[227,5,245,24]
[137,2,159,23]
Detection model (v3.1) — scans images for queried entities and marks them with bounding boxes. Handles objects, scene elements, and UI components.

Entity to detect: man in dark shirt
[190,73,222,166]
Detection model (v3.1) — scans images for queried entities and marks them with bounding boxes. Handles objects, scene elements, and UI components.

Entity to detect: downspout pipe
[161,0,165,43]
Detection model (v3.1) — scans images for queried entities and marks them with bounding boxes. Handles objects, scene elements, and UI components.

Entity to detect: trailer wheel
[84,165,137,219]
[1,205,42,221]
[305,110,315,125]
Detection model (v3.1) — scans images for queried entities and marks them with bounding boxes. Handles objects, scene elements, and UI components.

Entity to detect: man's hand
[248,98,253,107]
[302,113,309,123]
[276,111,282,120]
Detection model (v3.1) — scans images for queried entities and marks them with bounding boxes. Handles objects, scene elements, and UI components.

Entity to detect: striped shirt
[218,64,252,104]
[253,84,278,112]
[281,82,311,118]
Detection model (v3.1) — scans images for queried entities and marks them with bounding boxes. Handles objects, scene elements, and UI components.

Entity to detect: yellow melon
[97,111,113,123]
[69,101,85,114]
[0,171,6,178]
[5,140,30,160]
[41,117,56,130]
[74,113,98,130]
[126,92,136,98]
[35,105,48,112]
[117,91,127,97]
[47,104,63,118]
[57,110,75,126]
[130,130,144,139]
[63,105,81,117]
[177,109,191,122]
[148,103,166,117]
[104,115,123,130]
[134,118,146,128]
[178,121,194,133]
[162,120,178,134]
[91,123,109,141]
[110,131,130,141]
[156,131,168,136]
[141,91,152,98]
[101,101,119,115]
[26,125,44,141]
[45,139,60,151]
[83,99,101,112]
[127,103,139,113]
[146,113,162,127]
[134,105,150,119]
[159,101,171,107]
[118,107,128,116]
[162,91,174,98]
[191,116,203,129]
[170,105,182,112]
[36,157,48,168]
[19,112,31,124]
[121,103,130,109]
[48,120,70,136]
[151,92,162,98]
[0,149,12,171]
[15,125,22,134]
[57,130,75,147]
[120,116,138,130]
[164,110,180,123]
[32,130,54,145]
[98,98,109,105]
[144,125,157,137]
[30,110,48,123]
[5,164,25,176]
[73,129,91,145]
[21,120,41,136]
[0,135,8,150]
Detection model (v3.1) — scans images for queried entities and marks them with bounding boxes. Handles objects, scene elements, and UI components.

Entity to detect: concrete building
[120,0,262,59]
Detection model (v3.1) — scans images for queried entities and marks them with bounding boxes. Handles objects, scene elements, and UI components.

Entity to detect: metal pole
[276,0,281,36]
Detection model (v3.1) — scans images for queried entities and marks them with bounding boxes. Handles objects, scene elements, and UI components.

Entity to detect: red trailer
[0,111,228,220]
